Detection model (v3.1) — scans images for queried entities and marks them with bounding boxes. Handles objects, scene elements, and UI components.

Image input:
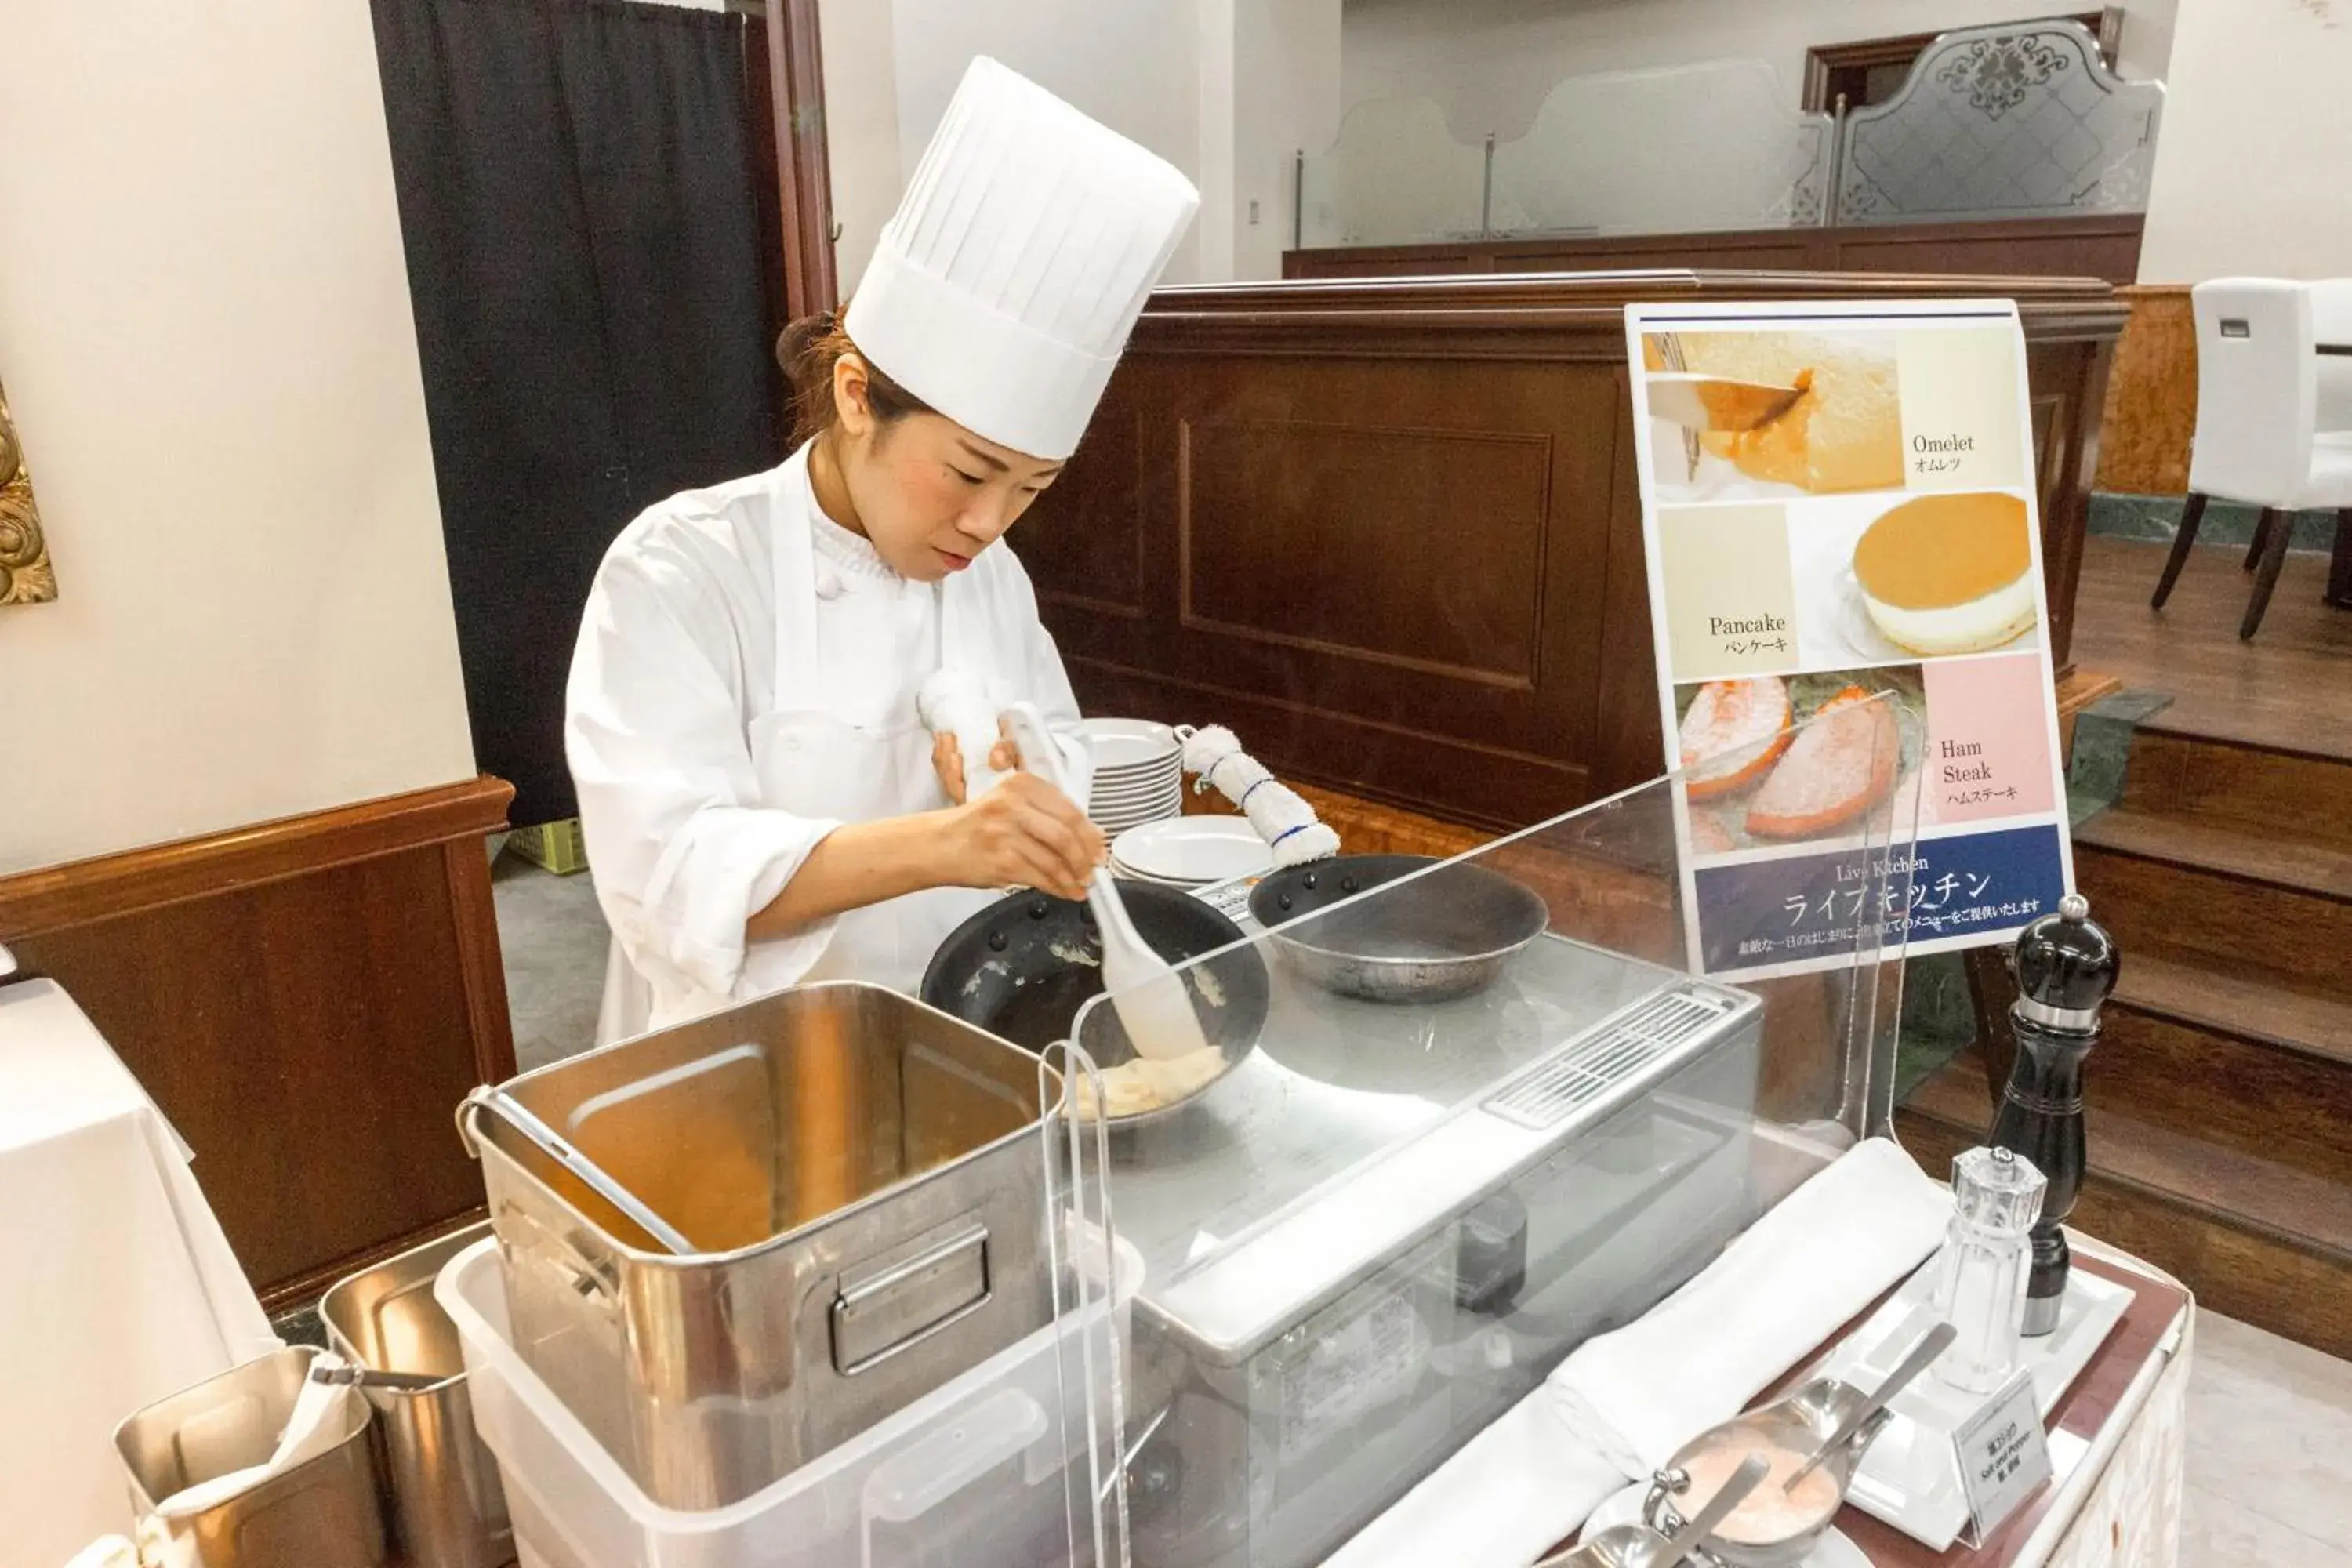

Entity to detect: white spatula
[1001,703,1210,1063]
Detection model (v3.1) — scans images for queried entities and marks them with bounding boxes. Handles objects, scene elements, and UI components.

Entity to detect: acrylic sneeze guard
[1071,695,1921,1568]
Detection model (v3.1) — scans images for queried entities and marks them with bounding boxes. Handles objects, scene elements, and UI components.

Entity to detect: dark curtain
[372,0,784,825]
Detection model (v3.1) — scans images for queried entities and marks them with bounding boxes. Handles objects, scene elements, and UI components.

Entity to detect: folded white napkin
[1179,725,1339,866]
[1328,1137,1951,1566]
[1552,1136,1951,1477]
[1323,1396,1628,1568]
[154,1356,357,1518]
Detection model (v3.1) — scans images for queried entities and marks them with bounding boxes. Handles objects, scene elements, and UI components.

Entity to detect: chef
[568,57,1200,1038]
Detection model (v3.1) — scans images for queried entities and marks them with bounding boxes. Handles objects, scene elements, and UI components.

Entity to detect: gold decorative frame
[0,377,56,607]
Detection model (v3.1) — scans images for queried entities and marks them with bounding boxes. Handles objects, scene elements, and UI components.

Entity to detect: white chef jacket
[567,441,1093,1037]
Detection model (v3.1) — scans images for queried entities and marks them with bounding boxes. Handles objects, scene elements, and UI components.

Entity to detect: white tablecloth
[0,978,279,1567]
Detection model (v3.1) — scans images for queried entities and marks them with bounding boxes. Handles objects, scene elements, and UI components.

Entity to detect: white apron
[595,468,999,1042]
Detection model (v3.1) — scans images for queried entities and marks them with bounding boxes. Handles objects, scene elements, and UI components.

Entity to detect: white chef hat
[844,57,1200,461]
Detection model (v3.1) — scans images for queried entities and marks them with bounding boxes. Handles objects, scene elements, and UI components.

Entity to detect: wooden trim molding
[1284,215,2146,291]
[0,776,519,1298]
[763,0,838,318]
[0,775,514,937]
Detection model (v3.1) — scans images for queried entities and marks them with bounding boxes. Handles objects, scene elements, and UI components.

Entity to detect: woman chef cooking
[568,58,1200,1038]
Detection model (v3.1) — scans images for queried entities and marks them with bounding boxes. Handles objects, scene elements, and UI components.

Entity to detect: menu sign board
[1624,301,2074,980]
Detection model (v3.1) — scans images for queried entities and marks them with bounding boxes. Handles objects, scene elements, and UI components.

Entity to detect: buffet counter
[1022,270,2125,833]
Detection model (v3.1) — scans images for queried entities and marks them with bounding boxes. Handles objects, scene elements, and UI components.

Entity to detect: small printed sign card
[1953,1367,2056,1543]
[1624,300,2075,979]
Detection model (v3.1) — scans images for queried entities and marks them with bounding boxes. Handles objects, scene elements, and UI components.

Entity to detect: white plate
[1076,718,1182,771]
[1090,782,1185,804]
[1111,862,1207,888]
[1831,568,2035,664]
[1091,764,1183,788]
[1094,799,1180,818]
[1112,818,1274,885]
[1091,789,1185,811]
[1093,811,1180,834]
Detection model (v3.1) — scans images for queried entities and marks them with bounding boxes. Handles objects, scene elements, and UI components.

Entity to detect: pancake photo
[1643,329,1905,502]
[1790,490,2043,667]
[1853,491,2038,655]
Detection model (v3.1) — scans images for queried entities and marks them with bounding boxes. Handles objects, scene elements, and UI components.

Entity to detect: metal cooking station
[1091,888,1769,1568]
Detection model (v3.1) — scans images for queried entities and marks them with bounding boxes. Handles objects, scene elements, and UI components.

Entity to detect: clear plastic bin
[433,1238,1134,1568]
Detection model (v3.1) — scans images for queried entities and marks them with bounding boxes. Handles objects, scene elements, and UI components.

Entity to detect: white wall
[1232,0,1346,280]
[0,1,476,875]
[2138,0,2352,282]
[818,0,1336,290]
[819,0,904,294]
[1339,0,2176,145]
[887,0,1208,282]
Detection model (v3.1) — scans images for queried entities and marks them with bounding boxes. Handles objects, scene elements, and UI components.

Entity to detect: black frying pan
[921,880,1269,1076]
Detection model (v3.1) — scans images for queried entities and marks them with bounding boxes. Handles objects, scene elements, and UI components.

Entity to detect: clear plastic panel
[1490,61,1831,237]
[1296,95,1501,249]
[1070,695,1917,1568]
[1039,1042,1134,1568]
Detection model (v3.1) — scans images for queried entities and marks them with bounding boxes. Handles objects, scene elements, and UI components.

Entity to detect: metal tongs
[309,1361,445,1394]
[1534,1453,1769,1568]
[457,1084,698,1255]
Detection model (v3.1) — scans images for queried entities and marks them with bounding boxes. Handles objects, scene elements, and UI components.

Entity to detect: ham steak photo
[1675,670,1924,852]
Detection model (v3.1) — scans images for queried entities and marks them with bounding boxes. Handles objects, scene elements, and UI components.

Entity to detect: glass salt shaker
[1930,1145,2047,1396]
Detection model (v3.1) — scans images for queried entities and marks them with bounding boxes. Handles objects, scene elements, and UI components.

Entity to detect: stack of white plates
[1111,817,1276,889]
[1077,718,1185,834]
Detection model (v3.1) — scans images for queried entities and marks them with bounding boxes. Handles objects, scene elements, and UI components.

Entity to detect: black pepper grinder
[1991,892,2119,1337]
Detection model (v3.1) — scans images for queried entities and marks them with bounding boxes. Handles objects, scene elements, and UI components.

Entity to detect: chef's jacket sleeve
[568,551,837,1004]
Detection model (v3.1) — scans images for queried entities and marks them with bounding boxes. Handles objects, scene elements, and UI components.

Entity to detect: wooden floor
[2074,534,2352,760]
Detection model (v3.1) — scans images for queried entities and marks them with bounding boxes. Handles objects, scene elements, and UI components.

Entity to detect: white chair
[2151,278,2352,638]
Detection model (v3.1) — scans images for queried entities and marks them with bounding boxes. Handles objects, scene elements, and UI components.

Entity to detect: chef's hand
[939,772,1104,901]
[931,730,1022,805]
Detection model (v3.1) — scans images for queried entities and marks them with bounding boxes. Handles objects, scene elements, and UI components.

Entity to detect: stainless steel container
[321,1221,514,1568]
[1644,1377,1897,1568]
[463,981,1057,1510]
[114,1345,387,1568]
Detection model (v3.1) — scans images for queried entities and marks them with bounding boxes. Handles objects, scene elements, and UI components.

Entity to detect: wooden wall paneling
[2094,285,2194,495]
[0,778,515,1304]
[1030,272,2124,833]
[1831,217,2143,285]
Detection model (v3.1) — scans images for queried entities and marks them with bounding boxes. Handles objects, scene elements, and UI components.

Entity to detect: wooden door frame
[759,0,837,318]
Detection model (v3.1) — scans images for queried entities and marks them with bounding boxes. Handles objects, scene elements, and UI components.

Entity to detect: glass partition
[1294,20,2160,252]
[1492,60,1831,237]
[1835,21,2165,224]
[1296,95,1501,249]
[1070,695,1918,1568]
